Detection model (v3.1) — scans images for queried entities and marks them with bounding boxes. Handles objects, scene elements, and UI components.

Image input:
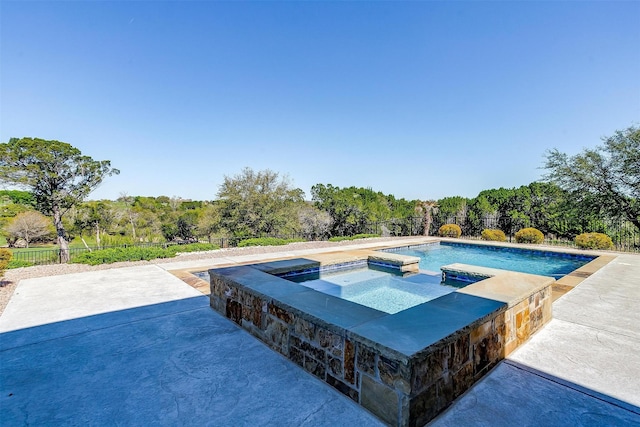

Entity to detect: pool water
[389,243,594,279]
[285,267,454,314]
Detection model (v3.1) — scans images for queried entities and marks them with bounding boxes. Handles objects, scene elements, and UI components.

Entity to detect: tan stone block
[409,384,439,427]
[504,338,518,356]
[344,339,355,384]
[378,355,411,394]
[356,343,377,377]
[361,375,399,426]
[293,317,315,341]
[411,347,448,394]
[470,320,492,344]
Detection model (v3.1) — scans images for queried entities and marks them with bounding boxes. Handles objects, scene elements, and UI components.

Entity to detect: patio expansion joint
[552,316,640,343]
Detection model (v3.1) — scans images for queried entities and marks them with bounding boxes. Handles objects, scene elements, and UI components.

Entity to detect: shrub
[237,237,304,247]
[514,227,544,244]
[166,242,219,255]
[328,234,380,242]
[0,248,12,278]
[438,224,462,238]
[481,229,507,242]
[72,246,170,265]
[7,259,34,269]
[575,232,613,250]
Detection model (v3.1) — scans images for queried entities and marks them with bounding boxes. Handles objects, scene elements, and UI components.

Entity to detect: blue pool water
[388,242,594,280]
[285,267,453,314]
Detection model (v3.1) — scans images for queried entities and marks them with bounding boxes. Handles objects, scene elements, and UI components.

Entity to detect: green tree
[218,168,304,236]
[197,203,222,243]
[0,138,119,261]
[544,126,640,230]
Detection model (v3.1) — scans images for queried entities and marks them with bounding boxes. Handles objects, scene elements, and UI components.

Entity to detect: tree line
[1,126,638,253]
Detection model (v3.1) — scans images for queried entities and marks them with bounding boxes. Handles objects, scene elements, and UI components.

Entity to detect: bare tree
[416,200,439,236]
[4,211,53,248]
[298,205,332,240]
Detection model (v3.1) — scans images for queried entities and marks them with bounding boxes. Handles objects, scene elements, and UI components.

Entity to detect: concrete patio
[1,239,639,426]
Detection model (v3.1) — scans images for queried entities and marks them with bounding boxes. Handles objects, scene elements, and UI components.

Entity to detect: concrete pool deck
[1,238,639,426]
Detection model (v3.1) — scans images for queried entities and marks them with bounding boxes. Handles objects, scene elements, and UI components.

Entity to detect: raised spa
[206,241,600,426]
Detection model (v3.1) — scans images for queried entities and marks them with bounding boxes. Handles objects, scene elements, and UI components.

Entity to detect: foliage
[217,168,304,237]
[237,237,304,247]
[72,246,169,265]
[0,248,11,278]
[514,227,544,244]
[574,232,613,250]
[0,190,36,206]
[328,233,380,242]
[165,243,220,254]
[311,184,417,237]
[71,241,222,265]
[544,126,640,231]
[438,224,462,238]
[0,138,119,261]
[197,204,222,243]
[7,259,33,269]
[481,229,507,242]
[3,211,54,248]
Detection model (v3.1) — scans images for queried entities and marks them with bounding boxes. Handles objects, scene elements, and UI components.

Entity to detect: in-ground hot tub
[207,246,558,426]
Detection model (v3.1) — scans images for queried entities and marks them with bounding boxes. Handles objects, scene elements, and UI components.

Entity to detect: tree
[197,203,222,243]
[217,168,304,236]
[298,205,332,240]
[416,200,438,236]
[543,126,640,230]
[4,211,53,248]
[0,138,119,261]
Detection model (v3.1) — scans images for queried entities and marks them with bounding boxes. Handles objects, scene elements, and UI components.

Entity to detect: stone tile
[344,339,356,384]
[378,355,411,394]
[356,343,377,376]
[411,346,448,394]
[361,375,399,426]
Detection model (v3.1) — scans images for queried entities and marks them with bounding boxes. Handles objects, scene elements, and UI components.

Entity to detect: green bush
[72,246,170,265]
[328,234,380,242]
[438,224,462,238]
[575,232,613,250]
[481,229,507,242]
[237,237,304,247]
[514,227,544,244]
[0,248,12,278]
[166,242,219,255]
[7,259,34,269]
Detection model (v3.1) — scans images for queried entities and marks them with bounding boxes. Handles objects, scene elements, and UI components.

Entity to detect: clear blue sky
[1,1,639,202]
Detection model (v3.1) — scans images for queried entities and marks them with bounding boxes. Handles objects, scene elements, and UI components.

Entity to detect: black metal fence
[366,216,640,252]
[9,241,192,267]
[7,217,639,266]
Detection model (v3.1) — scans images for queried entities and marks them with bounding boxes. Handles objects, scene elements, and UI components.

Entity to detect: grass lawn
[7,238,92,253]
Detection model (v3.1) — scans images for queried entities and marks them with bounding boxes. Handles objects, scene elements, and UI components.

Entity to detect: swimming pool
[387,242,595,279]
[273,242,595,314]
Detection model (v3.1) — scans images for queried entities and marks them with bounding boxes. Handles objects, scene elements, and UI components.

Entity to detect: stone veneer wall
[210,271,552,427]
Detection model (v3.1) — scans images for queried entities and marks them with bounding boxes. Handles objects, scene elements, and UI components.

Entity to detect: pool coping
[169,238,614,301]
